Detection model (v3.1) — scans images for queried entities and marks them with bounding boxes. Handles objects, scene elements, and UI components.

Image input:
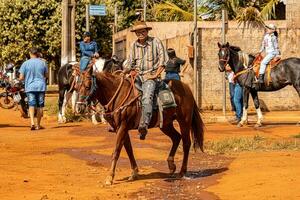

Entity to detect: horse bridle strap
[104,76,125,111]
[104,75,139,114]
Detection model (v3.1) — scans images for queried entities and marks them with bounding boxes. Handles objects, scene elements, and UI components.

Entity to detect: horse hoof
[92,121,99,125]
[128,173,138,181]
[237,123,243,128]
[176,172,185,179]
[168,162,176,174]
[105,176,113,186]
[255,123,262,128]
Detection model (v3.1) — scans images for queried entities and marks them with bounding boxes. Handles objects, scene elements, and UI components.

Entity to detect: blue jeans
[165,72,180,81]
[27,92,45,107]
[140,80,158,126]
[229,83,236,112]
[233,84,243,120]
[80,56,91,71]
[259,53,276,74]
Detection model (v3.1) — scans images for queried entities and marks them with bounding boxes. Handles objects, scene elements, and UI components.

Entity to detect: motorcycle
[0,76,29,118]
[0,72,15,109]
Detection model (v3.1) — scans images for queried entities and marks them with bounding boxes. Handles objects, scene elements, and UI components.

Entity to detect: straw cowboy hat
[265,23,277,31]
[130,21,152,32]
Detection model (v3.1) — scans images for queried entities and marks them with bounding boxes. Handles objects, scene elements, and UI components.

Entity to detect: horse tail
[191,99,205,152]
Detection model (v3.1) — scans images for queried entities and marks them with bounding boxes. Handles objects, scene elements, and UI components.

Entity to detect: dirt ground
[0,106,299,200]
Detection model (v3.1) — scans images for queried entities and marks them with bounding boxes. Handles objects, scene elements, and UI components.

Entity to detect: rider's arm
[79,41,94,57]
[259,35,265,53]
[271,35,280,54]
[155,38,167,68]
[19,63,25,81]
[44,62,49,79]
[128,42,136,70]
[94,42,99,56]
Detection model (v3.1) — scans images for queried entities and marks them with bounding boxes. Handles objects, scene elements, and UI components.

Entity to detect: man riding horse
[126,21,167,140]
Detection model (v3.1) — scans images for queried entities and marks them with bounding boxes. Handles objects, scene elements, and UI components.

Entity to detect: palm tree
[152,0,282,28]
[152,1,195,21]
[200,0,282,27]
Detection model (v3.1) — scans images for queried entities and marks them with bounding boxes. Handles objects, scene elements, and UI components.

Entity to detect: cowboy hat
[130,21,152,32]
[265,23,277,31]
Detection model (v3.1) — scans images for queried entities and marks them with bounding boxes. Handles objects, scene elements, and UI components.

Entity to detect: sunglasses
[135,30,148,36]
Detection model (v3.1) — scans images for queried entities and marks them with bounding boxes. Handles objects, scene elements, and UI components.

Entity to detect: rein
[104,74,140,115]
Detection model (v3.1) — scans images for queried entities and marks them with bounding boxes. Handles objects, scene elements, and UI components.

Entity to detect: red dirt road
[0,107,299,200]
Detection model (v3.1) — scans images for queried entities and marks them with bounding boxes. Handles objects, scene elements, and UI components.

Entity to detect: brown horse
[76,66,204,185]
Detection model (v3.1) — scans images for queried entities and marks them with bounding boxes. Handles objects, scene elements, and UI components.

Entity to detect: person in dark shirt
[165,48,186,81]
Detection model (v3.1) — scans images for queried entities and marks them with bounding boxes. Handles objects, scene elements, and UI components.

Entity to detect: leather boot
[138,124,148,140]
[258,74,264,84]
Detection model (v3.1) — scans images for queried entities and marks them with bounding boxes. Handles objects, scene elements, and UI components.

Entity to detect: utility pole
[193,0,198,105]
[222,9,228,116]
[61,0,76,67]
[143,0,146,21]
[112,4,118,55]
[70,0,76,62]
[86,4,90,32]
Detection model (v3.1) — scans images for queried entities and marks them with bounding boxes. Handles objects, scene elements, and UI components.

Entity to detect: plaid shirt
[128,36,167,74]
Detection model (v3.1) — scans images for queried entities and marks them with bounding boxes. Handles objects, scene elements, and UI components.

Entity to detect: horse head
[103,55,124,73]
[75,65,93,114]
[217,42,230,72]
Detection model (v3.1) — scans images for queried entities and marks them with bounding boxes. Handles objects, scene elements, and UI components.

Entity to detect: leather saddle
[252,54,282,78]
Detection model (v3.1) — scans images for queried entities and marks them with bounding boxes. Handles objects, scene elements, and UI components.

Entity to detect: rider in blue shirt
[79,32,99,71]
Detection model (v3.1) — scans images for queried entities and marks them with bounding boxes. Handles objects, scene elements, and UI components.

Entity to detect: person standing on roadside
[19,47,48,130]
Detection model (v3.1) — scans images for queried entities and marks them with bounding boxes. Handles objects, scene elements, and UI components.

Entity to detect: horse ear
[225,42,230,47]
[217,42,222,48]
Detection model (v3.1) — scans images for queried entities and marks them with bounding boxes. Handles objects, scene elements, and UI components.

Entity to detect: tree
[0,0,61,68]
[0,0,114,69]
[199,0,282,27]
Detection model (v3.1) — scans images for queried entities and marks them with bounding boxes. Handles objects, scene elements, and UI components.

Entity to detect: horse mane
[229,45,241,52]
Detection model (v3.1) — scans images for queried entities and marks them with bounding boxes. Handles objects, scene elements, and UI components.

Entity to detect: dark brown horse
[76,66,204,185]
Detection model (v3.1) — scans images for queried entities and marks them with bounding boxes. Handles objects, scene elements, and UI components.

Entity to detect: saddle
[132,75,177,128]
[252,54,281,85]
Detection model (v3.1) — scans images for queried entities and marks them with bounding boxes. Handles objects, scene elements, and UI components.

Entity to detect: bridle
[219,47,230,69]
[76,71,140,116]
[76,74,95,107]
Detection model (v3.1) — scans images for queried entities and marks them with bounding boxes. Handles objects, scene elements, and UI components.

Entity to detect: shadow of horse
[0,124,29,128]
[116,167,228,183]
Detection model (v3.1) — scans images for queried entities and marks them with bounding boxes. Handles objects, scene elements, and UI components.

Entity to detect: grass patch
[205,135,300,154]
[292,133,300,139]
[44,96,84,122]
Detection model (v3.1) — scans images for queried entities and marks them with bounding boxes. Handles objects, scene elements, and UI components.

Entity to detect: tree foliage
[0,0,61,68]
[0,0,114,69]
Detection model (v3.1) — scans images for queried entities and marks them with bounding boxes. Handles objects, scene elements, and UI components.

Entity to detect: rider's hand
[130,70,137,77]
[147,74,157,80]
[94,52,99,58]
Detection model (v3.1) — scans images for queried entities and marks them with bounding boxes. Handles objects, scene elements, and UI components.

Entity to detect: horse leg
[293,84,300,97]
[58,89,67,123]
[71,90,78,113]
[250,89,263,127]
[123,133,139,181]
[100,105,107,124]
[293,83,300,125]
[238,87,250,127]
[177,120,191,177]
[105,124,127,185]
[90,102,99,125]
[160,124,182,174]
